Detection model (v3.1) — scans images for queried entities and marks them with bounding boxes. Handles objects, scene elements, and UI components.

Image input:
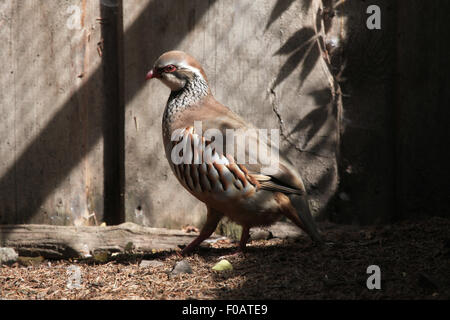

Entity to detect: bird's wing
[171,96,307,195]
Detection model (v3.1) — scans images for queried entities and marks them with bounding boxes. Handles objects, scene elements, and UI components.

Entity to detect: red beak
[146,69,160,80]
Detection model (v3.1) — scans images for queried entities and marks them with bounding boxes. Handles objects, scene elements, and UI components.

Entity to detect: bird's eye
[164,65,177,73]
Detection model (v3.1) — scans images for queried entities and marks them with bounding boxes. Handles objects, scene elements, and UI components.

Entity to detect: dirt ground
[1,217,449,300]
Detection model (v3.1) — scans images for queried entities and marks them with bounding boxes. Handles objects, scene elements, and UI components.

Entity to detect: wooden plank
[395,1,450,219]
[0,223,210,259]
[0,1,17,223]
[100,1,125,225]
[0,1,106,225]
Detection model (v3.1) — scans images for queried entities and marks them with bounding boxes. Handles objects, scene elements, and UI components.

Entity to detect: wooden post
[100,0,125,225]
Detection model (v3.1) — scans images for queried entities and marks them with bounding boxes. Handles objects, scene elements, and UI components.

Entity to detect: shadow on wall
[267,0,341,221]
[269,0,404,225]
[0,0,217,243]
[328,0,397,224]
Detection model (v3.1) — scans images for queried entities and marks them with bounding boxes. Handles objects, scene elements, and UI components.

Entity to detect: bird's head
[146,51,208,92]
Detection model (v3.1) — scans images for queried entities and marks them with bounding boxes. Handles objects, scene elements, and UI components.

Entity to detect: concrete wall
[123,0,339,228]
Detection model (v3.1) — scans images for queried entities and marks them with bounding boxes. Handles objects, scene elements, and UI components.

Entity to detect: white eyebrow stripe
[177,62,204,79]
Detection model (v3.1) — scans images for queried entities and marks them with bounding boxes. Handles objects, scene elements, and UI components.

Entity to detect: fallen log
[0,223,209,259]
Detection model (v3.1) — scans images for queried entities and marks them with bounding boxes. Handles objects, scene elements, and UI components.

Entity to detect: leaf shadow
[286,89,332,151]
[273,27,320,88]
[265,0,296,31]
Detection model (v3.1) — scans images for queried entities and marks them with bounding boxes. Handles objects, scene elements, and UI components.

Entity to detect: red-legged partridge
[146,51,323,255]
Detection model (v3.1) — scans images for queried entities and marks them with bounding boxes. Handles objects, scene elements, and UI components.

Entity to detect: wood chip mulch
[1,217,449,300]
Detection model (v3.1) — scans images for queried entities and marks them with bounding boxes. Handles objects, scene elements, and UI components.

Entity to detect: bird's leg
[219,226,250,260]
[280,195,324,244]
[181,207,223,256]
[281,207,307,231]
[239,226,250,252]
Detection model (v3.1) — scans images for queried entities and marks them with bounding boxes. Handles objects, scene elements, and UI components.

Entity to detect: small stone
[212,259,233,272]
[0,248,18,265]
[250,229,273,241]
[140,260,164,268]
[171,260,193,275]
[79,244,92,258]
[204,237,229,244]
[36,292,47,300]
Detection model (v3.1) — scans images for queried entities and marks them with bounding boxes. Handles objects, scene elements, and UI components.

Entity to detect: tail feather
[288,194,323,243]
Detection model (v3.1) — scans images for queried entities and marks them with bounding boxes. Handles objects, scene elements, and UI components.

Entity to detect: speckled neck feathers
[162,74,209,128]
